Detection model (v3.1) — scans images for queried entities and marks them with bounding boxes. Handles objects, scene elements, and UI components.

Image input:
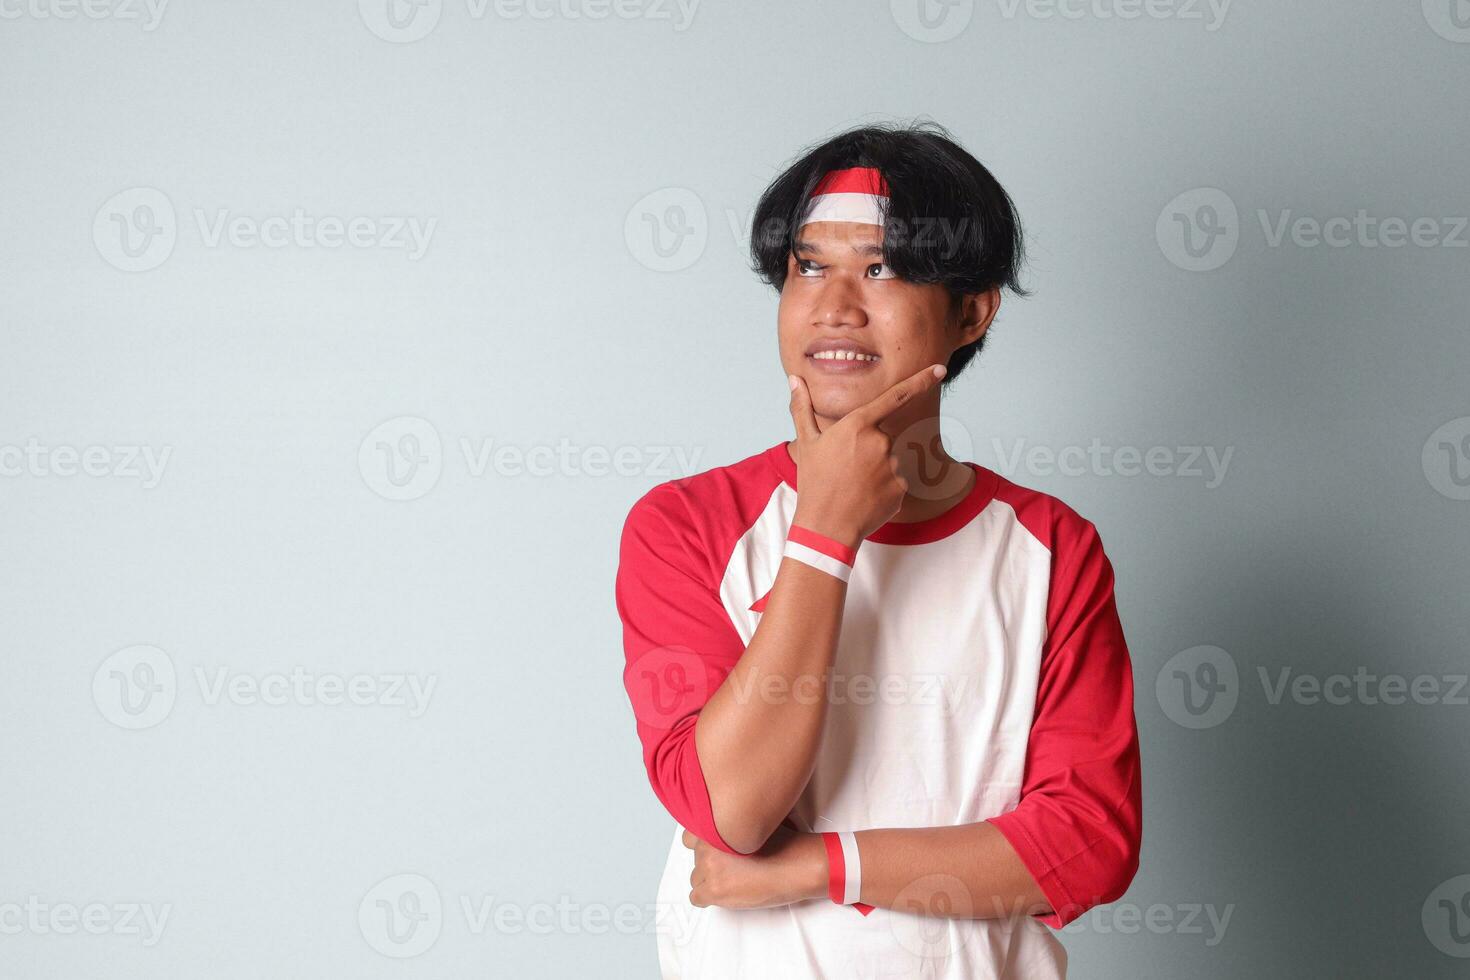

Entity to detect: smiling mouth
[806,351,880,374]
[808,350,880,362]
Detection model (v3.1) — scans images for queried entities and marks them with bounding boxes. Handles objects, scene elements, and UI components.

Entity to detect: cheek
[892,308,950,360]
[776,293,803,356]
[873,313,933,363]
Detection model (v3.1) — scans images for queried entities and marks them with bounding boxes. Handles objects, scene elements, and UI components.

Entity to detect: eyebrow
[793,238,885,258]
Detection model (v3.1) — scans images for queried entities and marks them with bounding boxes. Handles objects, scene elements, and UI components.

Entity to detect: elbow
[644,738,773,855]
[1116,823,1143,897]
[701,757,789,854]
[1090,811,1143,907]
[1091,757,1143,906]
[709,800,780,856]
[1108,786,1144,902]
[1100,835,1141,905]
[1048,828,1142,928]
[720,831,766,857]
[642,713,790,856]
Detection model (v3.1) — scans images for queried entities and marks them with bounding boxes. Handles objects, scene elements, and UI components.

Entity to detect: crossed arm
[618,460,1141,928]
[681,820,1051,921]
[681,551,1053,919]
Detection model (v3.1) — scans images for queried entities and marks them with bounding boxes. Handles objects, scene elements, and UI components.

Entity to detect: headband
[799,166,891,227]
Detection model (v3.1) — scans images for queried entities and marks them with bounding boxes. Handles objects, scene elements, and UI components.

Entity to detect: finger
[682,830,696,849]
[787,375,822,441]
[852,363,946,428]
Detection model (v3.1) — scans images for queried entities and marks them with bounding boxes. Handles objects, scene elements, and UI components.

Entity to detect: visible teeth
[811,350,878,361]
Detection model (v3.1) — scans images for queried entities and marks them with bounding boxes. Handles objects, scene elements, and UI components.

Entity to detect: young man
[617,123,1141,979]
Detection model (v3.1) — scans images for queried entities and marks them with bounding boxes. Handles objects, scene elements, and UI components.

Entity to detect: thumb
[788,375,822,441]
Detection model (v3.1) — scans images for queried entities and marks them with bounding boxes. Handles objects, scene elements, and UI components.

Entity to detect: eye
[866,262,896,280]
[795,258,822,277]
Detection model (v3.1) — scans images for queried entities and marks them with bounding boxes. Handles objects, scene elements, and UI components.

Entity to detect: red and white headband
[799,166,891,228]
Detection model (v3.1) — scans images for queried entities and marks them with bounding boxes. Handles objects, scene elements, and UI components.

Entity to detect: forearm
[695,555,847,853]
[845,823,1049,920]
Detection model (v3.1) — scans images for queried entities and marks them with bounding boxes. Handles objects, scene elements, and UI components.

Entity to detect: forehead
[793,221,885,254]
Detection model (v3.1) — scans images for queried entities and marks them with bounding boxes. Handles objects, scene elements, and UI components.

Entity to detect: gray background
[3,0,1468,976]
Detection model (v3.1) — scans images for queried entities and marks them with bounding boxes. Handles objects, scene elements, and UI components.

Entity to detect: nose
[812,274,868,330]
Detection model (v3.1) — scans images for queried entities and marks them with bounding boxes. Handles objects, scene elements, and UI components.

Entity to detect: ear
[955,287,1001,348]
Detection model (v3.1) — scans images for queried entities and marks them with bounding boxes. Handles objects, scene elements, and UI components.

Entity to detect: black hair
[750,120,1028,384]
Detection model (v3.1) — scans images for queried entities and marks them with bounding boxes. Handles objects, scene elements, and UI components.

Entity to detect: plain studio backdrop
[3,1,1468,977]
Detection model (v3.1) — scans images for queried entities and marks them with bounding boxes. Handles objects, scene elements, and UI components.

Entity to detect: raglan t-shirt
[616,441,1142,980]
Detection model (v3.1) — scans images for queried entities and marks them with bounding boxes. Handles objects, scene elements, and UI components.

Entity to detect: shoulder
[619,442,788,567]
[985,468,1109,563]
[983,471,1127,626]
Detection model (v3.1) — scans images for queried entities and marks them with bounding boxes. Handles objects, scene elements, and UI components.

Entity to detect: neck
[883,414,976,522]
[789,414,976,524]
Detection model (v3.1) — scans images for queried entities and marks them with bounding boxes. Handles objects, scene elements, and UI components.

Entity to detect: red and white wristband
[783,525,859,582]
[821,831,865,906]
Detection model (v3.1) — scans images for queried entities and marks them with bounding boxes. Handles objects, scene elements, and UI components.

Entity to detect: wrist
[819,830,864,907]
[801,833,831,902]
[790,509,864,552]
[784,524,860,583]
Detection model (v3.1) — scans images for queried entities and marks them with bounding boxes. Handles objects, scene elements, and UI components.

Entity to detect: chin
[807,382,875,420]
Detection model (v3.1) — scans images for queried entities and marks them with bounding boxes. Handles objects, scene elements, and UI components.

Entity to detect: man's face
[777,221,979,429]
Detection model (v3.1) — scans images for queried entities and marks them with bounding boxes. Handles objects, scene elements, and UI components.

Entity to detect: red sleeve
[616,486,746,854]
[986,512,1143,928]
